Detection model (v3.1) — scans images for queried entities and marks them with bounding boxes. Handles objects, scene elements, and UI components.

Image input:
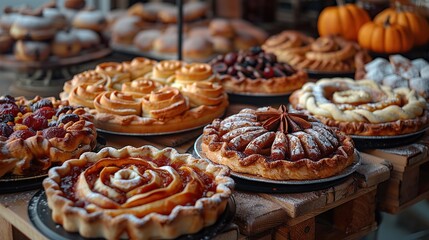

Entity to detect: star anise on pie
[255,105,311,133]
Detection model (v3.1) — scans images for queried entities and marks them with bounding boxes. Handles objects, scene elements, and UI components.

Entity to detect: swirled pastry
[170,63,217,88]
[0,95,97,178]
[43,146,233,240]
[96,62,132,90]
[201,105,355,180]
[146,60,183,84]
[121,78,163,98]
[94,91,142,116]
[181,82,227,107]
[289,78,429,136]
[68,84,108,108]
[62,70,110,97]
[210,47,307,94]
[122,57,157,80]
[262,30,314,59]
[142,87,189,118]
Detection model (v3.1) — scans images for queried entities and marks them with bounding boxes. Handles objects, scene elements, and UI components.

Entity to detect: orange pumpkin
[374,4,429,46]
[318,0,370,41]
[358,17,414,53]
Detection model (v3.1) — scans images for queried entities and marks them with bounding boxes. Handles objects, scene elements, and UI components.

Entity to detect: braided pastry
[43,146,233,240]
[289,78,429,136]
[201,106,355,180]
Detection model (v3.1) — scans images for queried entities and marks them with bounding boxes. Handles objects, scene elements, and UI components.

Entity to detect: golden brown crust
[43,146,233,240]
[220,70,307,94]
[289,78,429,136]
[201,107,356,180]
[61,58,229,134]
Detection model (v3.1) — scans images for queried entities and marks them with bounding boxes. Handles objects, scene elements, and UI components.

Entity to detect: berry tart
[0,95,97,178]
[43,146,234,239]
[289,78,429,136]
[210,47,307,95]
[201,105,355,180]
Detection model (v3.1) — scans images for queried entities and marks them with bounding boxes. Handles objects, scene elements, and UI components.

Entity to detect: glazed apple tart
[289,78,429,136]
[0,95,97,178]
[201,105,355,180]
[43,146,234,240]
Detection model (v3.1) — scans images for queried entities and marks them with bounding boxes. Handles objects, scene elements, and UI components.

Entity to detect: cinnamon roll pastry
[181,82,227,107]
[122,57,157,80]
[262,30,314,56]
[62,70,110,95]
[146,60,183,84]
[289,78,429,136]
[96,62,131,90]
[68,84,108,108]
[121,78,163,98]
[170,63,216,87]
[142,87,189,119]
[201,106,356,180]
[43,146,233,240]
[94,91,142,116]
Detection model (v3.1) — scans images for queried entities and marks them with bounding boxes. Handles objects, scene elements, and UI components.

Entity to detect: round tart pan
[193,135,361,193]
[351,127,428,150]
[227,92,292,106]
[29,190,236,240]
[305,69,355,80]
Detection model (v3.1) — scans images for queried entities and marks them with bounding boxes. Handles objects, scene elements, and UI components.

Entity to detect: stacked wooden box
[363,131,429,214]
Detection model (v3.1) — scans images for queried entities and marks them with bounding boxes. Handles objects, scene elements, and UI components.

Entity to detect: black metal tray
[29,190,236,240]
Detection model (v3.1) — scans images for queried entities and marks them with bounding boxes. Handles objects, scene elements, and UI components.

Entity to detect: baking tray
[227,92,292,106]
[29,190,236,240]
[351,127,428,149]
[193,135,360,193]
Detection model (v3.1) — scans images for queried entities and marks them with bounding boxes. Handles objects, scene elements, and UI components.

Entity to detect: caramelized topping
[256,105,311,133]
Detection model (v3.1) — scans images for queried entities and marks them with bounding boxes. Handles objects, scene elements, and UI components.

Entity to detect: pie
[43,146,234,239]
[264,34,371,73]
[0,95,97,178]
[209,46,307,94]
[289,78,429,136]
[201,105,355,180]
[60,57,229,134]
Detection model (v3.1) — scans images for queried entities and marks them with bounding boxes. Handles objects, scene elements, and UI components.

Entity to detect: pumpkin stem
[336,0,345,6]
[394,1,403,12]
[384,15,391,27]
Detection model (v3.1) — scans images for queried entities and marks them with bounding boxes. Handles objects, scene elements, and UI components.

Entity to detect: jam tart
[201,105,355,180]
[210,47,307,94]
[43,146,234,240]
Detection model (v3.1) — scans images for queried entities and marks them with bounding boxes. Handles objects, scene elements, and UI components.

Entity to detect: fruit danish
[0,95,97,178]
[43,146,233,240]
[201,105,355,180]
[289,78,429,136]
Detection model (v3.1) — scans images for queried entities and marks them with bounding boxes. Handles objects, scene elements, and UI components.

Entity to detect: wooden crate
[233,155,390,239]
[363,132,429,214]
